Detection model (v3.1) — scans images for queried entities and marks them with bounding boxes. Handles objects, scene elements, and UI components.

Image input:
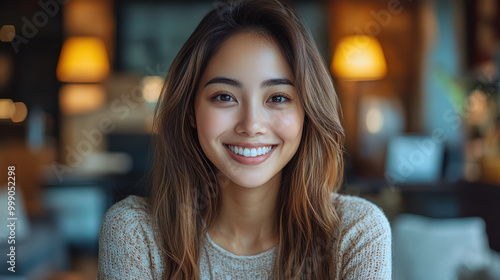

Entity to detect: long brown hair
[149,0,345,279]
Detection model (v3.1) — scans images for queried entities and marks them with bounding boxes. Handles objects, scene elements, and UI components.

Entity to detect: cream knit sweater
[96,193,391,279]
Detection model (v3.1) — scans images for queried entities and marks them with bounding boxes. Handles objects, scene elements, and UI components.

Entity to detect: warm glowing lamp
[331,36,388,165]
[59,84,106,115]
[0,25,15,42]
[142,76,163,103]
[0,99,15,119]
[332,35,387,81]
[11,102,28,122]
[57,37,110,83]
[0,99,29,122]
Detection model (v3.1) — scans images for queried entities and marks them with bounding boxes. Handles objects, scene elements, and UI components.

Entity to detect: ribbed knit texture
[96,193,391,279]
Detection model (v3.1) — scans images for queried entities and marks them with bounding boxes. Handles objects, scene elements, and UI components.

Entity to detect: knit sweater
[96,194,392,279]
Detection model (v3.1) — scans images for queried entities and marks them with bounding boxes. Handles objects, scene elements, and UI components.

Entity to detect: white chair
[392,214,500,280]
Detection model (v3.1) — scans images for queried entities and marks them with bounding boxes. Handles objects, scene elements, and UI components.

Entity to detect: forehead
[201,32,293,84]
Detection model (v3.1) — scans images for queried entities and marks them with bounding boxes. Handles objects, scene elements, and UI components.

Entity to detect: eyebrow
[204,77,294,88]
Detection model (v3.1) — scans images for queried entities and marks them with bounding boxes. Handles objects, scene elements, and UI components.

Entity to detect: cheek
[270,111,304,142]
[196,106,231,142]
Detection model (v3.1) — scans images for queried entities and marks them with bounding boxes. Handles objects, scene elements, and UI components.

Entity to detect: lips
[225,144,273,157]
[223,143,277,165]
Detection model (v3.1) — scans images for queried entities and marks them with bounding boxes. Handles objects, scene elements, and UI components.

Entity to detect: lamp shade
[57,37,110,83]
[332,35,387,81]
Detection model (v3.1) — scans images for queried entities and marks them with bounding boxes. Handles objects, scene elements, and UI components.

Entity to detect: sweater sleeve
[335,195,392,280]
[96,196,155,280]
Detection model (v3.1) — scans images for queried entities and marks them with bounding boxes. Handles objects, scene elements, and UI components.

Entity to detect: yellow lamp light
[59,84,106,115]
[0,99,28,122]
[0,25,15,42]
[11,102,28,122]
[142,76,163,103]
[57,37,110,83]
[0,99,15,119]
[332,35,387,81]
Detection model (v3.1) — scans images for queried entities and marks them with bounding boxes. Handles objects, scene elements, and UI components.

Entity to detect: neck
[209,171,281,252]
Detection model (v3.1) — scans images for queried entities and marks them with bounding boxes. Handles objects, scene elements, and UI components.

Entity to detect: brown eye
[268,94,291,104]
[219,94,233,102]
[210,93,235,103]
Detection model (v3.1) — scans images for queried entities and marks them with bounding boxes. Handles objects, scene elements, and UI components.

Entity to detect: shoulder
[99,195,155,249]
[330,193,392,279]
[331,193,391,235]
[102,195,151,225]
[97,195,161,279]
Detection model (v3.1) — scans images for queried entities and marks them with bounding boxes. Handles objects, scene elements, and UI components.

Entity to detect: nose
[235,100,268,136]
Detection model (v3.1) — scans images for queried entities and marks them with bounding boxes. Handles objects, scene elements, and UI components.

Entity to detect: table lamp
[331,35,387,162]
[56,36,109,115]
[331,35,387,81]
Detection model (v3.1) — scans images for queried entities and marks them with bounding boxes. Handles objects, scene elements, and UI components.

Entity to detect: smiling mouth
[224,144,277,158]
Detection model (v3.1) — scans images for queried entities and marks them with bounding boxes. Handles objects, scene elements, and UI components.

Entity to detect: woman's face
[194,32,304,189]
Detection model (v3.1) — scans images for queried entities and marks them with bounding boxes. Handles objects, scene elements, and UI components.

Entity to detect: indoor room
[0,0,499,279]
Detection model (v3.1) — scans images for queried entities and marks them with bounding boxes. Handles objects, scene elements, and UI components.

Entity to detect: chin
[237,181,268,189]
[221,174,272,189]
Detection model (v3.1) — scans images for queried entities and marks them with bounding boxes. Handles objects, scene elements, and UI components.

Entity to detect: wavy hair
[149,0,345,279]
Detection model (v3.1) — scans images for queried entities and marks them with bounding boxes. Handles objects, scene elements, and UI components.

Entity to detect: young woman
[97,0,391,279]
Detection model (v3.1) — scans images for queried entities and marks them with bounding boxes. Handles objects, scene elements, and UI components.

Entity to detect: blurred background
[0,0,499,279]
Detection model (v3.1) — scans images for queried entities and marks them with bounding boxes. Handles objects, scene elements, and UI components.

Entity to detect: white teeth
[251,149,258,157]
[227,145,273,158]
